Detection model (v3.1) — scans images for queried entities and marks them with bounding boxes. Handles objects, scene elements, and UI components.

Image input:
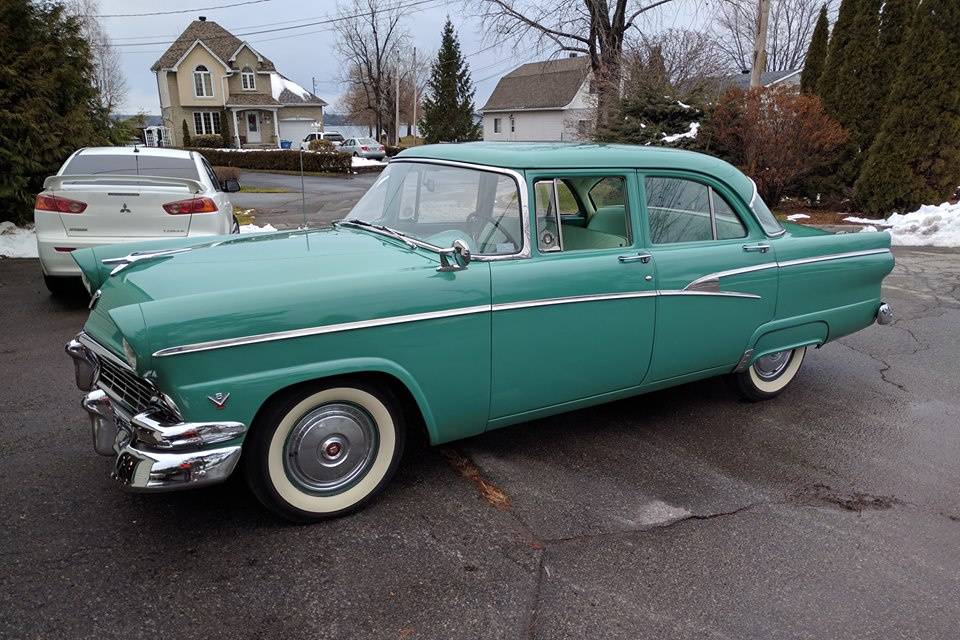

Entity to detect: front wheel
[732,347,807,402]
[244,380,405,522]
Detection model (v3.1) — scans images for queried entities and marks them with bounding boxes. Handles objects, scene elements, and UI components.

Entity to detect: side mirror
[222,179,241,193]
[437,238,471,272]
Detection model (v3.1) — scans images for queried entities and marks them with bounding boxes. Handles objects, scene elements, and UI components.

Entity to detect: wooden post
[750,0,772,89]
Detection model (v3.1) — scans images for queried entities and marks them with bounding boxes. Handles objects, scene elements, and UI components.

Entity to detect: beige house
[151,17,327,148]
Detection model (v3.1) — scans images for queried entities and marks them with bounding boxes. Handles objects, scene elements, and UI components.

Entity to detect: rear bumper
[68,336,247,492]
[37,231,223,276]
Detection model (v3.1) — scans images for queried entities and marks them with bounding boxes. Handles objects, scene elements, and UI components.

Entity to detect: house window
[194,65,213,97]
[493,117,501,133]
[193,111,221,135]
[241,66,255,90]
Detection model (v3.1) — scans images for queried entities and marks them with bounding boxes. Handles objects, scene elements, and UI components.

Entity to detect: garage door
[279,120,318,147]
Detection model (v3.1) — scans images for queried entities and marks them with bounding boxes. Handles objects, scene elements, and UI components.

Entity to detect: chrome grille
[97,356,156,415]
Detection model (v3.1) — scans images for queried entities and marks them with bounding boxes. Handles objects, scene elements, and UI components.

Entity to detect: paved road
[230,171,379,229]
[1,248,958,639]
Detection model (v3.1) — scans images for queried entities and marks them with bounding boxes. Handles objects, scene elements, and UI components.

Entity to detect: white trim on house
[193,65,214,98]
[228,42,264,63]
[166,39,231,72]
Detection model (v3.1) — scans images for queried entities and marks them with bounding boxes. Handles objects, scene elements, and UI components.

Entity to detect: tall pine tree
[0,1,109,224]
[853,0,960,214]
[419,19,481,144]
[800,5,830,93]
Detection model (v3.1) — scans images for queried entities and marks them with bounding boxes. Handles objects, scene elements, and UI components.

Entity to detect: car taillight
[162,197,218,214]
[35,194,87,213]
[360,146,369,151]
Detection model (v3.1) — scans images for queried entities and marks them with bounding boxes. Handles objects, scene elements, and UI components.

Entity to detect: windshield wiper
[337,219,417,249]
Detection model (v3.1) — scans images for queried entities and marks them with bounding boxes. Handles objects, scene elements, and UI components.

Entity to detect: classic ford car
[65,143,895,522]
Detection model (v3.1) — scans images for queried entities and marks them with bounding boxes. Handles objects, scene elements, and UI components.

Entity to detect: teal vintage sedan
[66,143,895,521]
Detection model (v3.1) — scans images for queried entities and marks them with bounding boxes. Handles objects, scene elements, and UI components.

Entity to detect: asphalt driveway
[0,247,958,639]
[230,171,379,228]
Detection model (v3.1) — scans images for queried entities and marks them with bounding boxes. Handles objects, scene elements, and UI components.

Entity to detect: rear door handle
[742,243,771,253]
[619,252,652,264]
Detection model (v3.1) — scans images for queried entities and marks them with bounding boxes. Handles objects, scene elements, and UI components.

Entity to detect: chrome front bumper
[68,335,246,492]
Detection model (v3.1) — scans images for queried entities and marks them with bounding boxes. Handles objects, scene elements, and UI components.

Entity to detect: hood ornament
[102,247,193,276]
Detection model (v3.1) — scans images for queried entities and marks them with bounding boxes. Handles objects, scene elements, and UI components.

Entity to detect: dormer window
[241,66,255,90]
[194,65,213,97]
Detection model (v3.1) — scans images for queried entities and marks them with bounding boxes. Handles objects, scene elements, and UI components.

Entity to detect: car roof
[398,142,756,205]
[76,146,196,160]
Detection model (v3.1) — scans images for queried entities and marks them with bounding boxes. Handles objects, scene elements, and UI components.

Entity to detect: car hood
[80,227,464,365]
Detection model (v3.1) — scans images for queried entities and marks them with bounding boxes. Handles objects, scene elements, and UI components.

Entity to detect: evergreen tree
[816,0,883,181]
[182,120,192,147]
[0,1,109,225]
[853,0,960,214]
[870,0,915,120]
[597,91,703,148]
[419,19,481,144]
[800,5,830,93]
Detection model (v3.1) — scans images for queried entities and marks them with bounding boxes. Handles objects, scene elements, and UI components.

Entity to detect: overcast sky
[98,0,702,115]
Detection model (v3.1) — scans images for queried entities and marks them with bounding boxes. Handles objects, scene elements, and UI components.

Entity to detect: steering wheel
[467,212,518,253]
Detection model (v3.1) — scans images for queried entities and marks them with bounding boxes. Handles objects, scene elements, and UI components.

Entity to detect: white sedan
[35,147,240,295]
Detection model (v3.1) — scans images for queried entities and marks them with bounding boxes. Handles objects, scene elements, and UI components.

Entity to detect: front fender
[170,356,440,444]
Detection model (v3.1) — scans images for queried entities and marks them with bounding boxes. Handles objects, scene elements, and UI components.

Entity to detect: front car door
[641,172,779,382]
[488,170,657,425]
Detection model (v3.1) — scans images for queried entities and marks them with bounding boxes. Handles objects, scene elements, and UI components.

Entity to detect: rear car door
[488,170,657,423]
[641,173,778,381]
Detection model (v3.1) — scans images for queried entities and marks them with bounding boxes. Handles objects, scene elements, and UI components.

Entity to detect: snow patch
[852,201,960,247]
[0,222,38,258]
[270,73,312,101]
[786,213,811,221]
[239,223,277,234]
[662,122,699,143]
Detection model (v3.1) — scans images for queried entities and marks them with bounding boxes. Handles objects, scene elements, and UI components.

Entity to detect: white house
[481,55,594,142]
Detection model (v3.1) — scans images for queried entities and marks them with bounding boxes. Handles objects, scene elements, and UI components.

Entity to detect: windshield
[325,133,344,142]
[345,161,523,256]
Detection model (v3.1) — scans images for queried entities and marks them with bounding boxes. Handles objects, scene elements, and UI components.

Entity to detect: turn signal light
[35,194,87,213]
[162,197,218,214]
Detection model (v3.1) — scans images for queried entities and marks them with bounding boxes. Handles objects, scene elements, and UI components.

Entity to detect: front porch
[227,105,281,149]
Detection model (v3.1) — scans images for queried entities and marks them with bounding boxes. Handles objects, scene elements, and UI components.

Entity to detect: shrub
[181,120,191,148]
[188,134,224,148]
[384,145,405,157]
[212,166,240,183]
[308,139,335,152]
[193,149,352,174]
[699,87,847,206]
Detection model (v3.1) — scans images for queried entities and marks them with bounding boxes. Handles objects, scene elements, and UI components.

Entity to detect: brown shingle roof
[481,56,591,112]
[150,19,276,72]
[225,94,282,106]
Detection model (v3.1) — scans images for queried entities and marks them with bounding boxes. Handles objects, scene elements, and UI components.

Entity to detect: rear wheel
[43,275,79,298]
[733,347,807,401]
[244,380,405,522]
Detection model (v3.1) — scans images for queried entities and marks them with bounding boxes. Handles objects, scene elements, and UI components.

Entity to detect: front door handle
[619,252,652,264]
[742,243,771,253]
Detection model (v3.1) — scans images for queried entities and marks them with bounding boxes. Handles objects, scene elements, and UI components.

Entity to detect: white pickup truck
[35,147,240,295]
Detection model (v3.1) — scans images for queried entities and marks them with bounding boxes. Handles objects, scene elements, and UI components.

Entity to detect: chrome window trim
[387,158,531,261]
[747,179,786,237]
[777,248,890,268]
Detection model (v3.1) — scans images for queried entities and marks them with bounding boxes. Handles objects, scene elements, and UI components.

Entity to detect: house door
[246,112,260,143]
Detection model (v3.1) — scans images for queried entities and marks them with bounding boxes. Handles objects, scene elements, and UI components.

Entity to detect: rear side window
[62,154,201,181]
[325,133,344,142]
[645,176,748,244]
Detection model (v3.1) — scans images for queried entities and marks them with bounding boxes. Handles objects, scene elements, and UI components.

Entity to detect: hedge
[188,134,225,148]
[194,148,352,174]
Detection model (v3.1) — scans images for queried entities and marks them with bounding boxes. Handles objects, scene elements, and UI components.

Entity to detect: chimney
[198,16,206,21]
[568,53,578,58]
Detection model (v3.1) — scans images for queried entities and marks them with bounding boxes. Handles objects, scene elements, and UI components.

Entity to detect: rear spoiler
[43,174,204,194]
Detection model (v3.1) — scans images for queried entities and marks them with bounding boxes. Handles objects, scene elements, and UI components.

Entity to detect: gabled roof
[481,56,591,112]
[721,68,801,90]
[151,19,277,72]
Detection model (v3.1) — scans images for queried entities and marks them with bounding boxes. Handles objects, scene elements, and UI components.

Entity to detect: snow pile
[352,156,386,168]
[270,72,313,101]
[850,202,960,247]
[662,122,700,143]
[0,222,38,258]
[786,213,810,221]
[239,223,277,234]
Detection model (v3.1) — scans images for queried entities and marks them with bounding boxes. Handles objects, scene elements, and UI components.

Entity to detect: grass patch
[239,185,291,193]
[233,208,255,225]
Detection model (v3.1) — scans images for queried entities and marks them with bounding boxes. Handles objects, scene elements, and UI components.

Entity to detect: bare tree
[65,0,127,116]
[715,0,834,73]
[629,29,727,97]
[335,0,409,142]
[472,0,688,128]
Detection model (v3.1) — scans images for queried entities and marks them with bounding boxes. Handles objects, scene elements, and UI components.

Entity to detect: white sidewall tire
[748,347,806,394]
[266,387,396,514]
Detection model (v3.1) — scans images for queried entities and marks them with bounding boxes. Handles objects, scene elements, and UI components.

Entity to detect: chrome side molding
[102,247,193,276]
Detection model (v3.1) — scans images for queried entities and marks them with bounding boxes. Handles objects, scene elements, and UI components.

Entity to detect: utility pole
[750,0,772,88]
[411,47,417,144]
[312,76,317,96]
[394,52,401,146]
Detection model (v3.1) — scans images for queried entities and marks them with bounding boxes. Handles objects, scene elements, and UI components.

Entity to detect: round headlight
[121,338,138,370]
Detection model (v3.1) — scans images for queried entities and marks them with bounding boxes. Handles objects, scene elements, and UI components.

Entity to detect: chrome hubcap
[283,403,377,494]
[753,350,791,380]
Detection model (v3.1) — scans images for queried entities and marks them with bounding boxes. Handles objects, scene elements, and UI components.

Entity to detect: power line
[95,0,273,18]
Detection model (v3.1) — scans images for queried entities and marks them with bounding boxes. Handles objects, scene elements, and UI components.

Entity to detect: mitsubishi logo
[120,203,131,213]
